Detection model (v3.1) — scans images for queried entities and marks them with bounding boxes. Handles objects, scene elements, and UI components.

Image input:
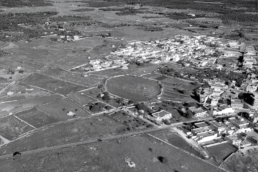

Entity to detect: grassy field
[0,134,224,172]
[0,95,61,118]
[106,75,161,102]
[22,73,86,95]
[67,91,97,106]
[109,111,153,133]
[39,67,104,87]
[150,129,203,158]
[0,115,34,140]
[37,98,90,120]
[222,150,258,172]
[16,108,59,128]
[0,115,128,156]
[207,143,238,164]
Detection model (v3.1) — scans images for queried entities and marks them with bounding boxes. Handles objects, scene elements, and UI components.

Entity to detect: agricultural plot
[160,77,200,102]
[67,91,96,106]
[0,115,34,140]
[0,115,128,155]
[22,73,86,95]
[80,87,102,98]
[37,98,90,121]
[222,150,258,172]
[15,108,59,128]
[39,67,104,87]
[106,75,161,102]
[0,83,51,99]
[0,95,61,118]
[207,143,237,164]
[0,59,43,73]
[0,134,224,172]
[88,68,126,77]
[109,111,153,132]
[125,64,161,76]
[150,129,203,158]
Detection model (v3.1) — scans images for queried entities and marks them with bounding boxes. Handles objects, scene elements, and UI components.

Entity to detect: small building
[152,110,172,122]
[240,139,251,147]
[67,111,75,117]
[213,108,235,116]
[189,107,208,118]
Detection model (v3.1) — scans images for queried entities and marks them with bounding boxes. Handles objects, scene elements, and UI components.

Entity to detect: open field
[0,115,34,140]
[106,75,161,102]
[0,134,224,172]
[207,142,237,164]
[39,67,104,87]
[89,68,126,77]
[0,115,128,156]
[0,83,51,100]
[222,150,258,172]
[67,91,97,106]
[22,73,86,95]
[37,98,90,120]
[159,76,200,102]
[149,129,203,158]
[16,108,59,128]
[109,111,153,132]
[0,95,61,118]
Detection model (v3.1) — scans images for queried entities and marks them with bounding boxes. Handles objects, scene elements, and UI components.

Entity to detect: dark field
[207,143,237,164]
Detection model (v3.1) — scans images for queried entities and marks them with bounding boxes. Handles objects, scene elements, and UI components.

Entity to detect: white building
[152,110,172,122]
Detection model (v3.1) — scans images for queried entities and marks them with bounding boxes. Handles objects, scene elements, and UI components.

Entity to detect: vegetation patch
[0,0,52,7]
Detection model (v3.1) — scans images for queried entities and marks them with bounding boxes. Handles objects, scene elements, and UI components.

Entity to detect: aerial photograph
[0,0,258,171]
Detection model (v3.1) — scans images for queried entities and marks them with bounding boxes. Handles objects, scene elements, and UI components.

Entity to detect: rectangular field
[37,98,91,120]
[67,91,96,106]
[150,129,203,158]
[207,142,237,163]
[15,108,59,128]
[22,73,86,95]
[0,95,61,118]
[109,111,152,131]
[0,115,34,140]
[0,115,128,155]
[39,67,104,87]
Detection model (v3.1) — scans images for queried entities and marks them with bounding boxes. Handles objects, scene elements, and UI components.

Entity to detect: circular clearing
[106,75,161,102]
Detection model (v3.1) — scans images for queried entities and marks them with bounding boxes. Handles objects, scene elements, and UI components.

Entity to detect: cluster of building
[109,35,224,66]
[183,115,258,148]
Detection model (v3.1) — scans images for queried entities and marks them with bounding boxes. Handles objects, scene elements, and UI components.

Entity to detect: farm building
[152,110,172,122]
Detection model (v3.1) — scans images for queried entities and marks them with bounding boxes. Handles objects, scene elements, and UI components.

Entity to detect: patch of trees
[0,12,58,42]
[88,102,112,113]
[165,12,205,20]
[238,92,255,106]
[71,8,95,12]
[0,0,52,7]
[50,16,91,22]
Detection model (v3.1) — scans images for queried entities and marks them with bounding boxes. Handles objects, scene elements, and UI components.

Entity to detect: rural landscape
[0,0,258,171]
